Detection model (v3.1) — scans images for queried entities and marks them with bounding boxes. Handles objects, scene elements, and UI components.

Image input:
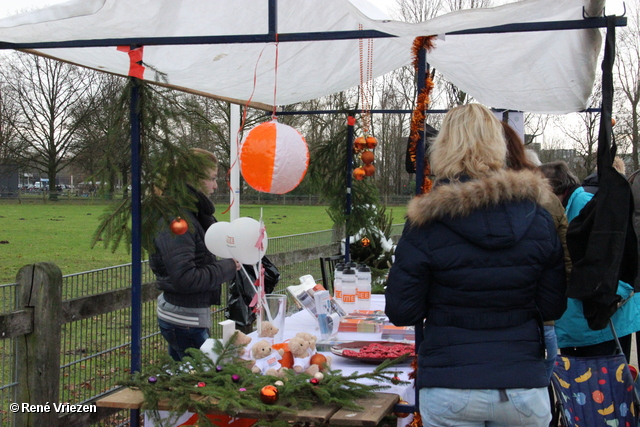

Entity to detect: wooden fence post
[14,262,62,426]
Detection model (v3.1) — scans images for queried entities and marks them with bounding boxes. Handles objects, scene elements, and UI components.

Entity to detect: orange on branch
[353,168,366,180]
[361,150,374,165]
[354,137,366,151]
[363,164,375,177]
[365,136,378,149]
[170,218,188,235]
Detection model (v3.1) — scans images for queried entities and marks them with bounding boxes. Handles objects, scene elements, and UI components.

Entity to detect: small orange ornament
[353,168,366,181]
[365,136,378,150]
[363,164,375,177]
[260,385,279,404]
[394,400,411,418]
[280,351,294,369]
[612,118,616,126]
[170,218,188,235]
[361,237,370,247]
[360,150,374,165]
[354,136,366,151]
[310,353,327,368]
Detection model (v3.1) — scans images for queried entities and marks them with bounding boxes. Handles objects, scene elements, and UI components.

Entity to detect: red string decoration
[358,24,374,135]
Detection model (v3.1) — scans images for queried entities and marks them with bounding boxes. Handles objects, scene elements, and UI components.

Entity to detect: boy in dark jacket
[150,148,241,361]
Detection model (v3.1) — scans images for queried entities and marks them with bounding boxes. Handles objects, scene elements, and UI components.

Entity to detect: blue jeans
[158,318,209,361]
[543,325,558,380]
[420,387,551,427]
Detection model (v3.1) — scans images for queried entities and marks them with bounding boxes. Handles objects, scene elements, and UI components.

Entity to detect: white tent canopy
[0,0,607,114]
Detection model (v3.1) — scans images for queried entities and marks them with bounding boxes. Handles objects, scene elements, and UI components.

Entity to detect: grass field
[0,200,407,285]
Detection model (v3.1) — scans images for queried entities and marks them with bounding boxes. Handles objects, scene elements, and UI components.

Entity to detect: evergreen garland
[120,333,408,427]
[91,79,218,253]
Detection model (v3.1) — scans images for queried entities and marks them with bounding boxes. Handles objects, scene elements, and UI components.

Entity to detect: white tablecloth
[147,294,416,426]
[246,294,416,426]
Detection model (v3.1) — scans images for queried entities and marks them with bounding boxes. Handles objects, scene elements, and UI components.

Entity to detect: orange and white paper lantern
[240,120,309,194]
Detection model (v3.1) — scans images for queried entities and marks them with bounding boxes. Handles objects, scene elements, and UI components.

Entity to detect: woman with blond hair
[386,104,566,426]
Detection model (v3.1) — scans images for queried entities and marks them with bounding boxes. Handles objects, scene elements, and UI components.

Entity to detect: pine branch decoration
[120,339,407,426]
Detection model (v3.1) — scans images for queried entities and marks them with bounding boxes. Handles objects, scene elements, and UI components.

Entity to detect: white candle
[219,320,236,344]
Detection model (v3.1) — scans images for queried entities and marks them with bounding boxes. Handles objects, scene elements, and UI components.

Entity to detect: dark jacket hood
[406,169,555,249]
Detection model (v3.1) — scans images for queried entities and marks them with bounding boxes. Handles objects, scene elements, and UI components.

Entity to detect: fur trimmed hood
[407,169,555,226]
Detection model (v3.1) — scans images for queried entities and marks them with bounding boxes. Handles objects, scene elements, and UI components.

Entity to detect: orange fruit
[361,150,374,165]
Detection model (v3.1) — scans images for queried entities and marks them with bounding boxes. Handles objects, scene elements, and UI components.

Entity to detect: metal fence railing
[0,226,403,425]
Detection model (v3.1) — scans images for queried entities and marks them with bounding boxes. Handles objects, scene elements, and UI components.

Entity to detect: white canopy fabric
[0,0,604,114]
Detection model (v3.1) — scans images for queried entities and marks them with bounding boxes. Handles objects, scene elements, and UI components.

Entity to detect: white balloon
[204,221,233,259]
[227,217,268,265]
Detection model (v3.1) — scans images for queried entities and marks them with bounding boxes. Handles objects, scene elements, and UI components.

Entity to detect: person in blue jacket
[539,161,640,362]
[386,104,567,427]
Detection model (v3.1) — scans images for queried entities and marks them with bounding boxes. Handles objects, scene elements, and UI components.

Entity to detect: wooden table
[97,387,400,426]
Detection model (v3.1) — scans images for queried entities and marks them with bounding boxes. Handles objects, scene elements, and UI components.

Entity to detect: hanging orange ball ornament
[260,385,279,404]
[354,137,366,151]
[394,400,412,418]
[170,218,188,235]
[365,136,378,150]
[240,120,309,194]
[612,118,616,126]
[353,168,366,181]
[363,164,375,177]
[360,150,374,165]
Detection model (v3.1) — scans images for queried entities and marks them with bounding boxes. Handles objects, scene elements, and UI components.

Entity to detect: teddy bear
[294,332,332,371]
[295,332,317,357]
[230,330,253,360]
[258,320,280,344]
[288,335,319,376]
[250,339,286,377]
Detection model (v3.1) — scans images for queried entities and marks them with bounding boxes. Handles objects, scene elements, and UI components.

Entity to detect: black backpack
[564,16,638,331]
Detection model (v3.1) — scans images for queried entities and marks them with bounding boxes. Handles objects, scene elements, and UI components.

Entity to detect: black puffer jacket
[385,169,566,390]
[150,209,236,308]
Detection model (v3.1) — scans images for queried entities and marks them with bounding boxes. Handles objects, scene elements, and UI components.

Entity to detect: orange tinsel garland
[407,356,423,427]
[407,36,436,195]
[409,412,423,427]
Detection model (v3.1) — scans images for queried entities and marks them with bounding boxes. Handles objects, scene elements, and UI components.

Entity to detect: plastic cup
[258,294,287,344]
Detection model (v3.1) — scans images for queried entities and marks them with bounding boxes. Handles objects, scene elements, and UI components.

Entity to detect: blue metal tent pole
[268,0,277,36]
[345,114,355,263]
[129,76,142,427]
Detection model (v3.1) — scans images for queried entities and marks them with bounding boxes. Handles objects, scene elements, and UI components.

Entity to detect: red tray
[330,341,415,364]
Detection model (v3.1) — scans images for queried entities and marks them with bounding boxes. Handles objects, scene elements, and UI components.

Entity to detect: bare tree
[0,77,19,166]
[615,0,640,171]
[1,52,98,200]
[394,0,442,22]
[553,108,600,179]
[524,114,551,145]
[73,73,129,199]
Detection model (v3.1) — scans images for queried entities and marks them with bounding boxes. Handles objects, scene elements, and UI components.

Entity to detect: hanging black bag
[225,256,280,328]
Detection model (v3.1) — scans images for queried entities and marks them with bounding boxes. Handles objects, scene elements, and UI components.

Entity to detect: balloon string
[241,264,273,323]
[272,34,279,120]
[221,42,277,215]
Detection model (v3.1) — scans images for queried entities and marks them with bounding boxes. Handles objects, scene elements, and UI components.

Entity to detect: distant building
[0,165,19,195]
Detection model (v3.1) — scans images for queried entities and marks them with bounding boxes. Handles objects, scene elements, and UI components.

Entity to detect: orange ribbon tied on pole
[116,46,145,79]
